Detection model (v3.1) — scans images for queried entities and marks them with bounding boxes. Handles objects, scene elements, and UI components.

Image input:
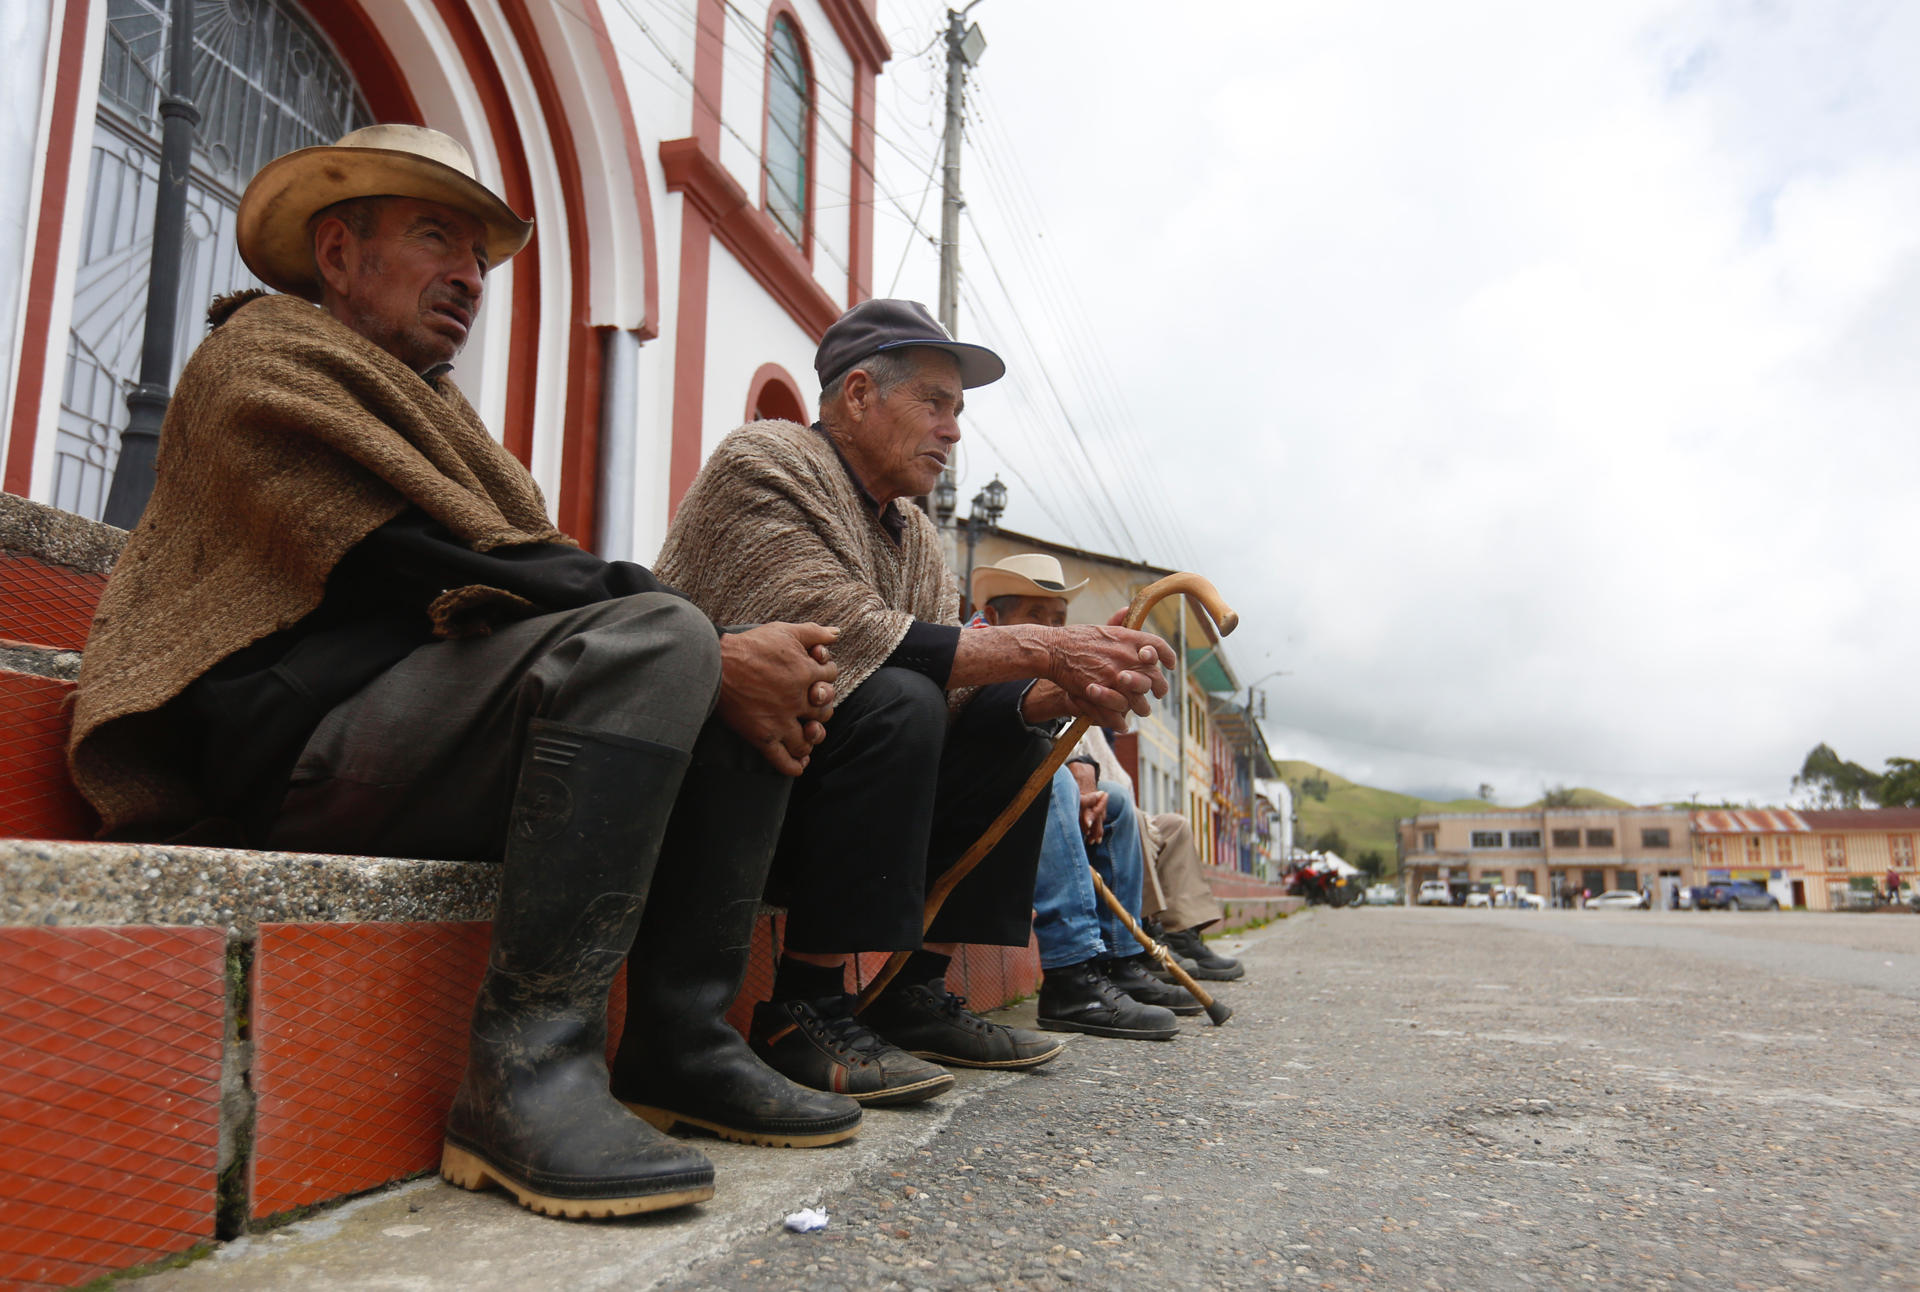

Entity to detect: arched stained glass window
[765,14,811,248]
[56,0,372,520]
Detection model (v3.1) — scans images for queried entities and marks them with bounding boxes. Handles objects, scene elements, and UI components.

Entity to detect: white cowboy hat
[236,124,533,301]
[971,553,1089,607]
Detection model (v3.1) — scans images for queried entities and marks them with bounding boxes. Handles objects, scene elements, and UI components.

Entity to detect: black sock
[773,957,847,1002]
[895,949,952,990]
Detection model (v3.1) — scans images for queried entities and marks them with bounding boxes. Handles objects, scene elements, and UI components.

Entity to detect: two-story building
[1399,806,1694,905]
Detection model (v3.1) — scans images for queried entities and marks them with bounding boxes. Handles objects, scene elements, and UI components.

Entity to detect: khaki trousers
[1139,812,1223,933]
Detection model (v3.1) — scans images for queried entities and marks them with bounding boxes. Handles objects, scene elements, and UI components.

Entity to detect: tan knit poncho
[656,420,959,702]
[70,292,564,837]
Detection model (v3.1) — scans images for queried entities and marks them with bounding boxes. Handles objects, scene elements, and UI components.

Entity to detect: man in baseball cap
[72,125,860,1222]
[657,302,1180,1106]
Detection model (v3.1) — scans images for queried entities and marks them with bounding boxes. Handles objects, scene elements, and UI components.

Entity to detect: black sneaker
[1101,955,1203,1015]
[863,978,1065,1070]
[749,996,954,1106]
[1036,960,1179,1041]
[1162,927,1245,981]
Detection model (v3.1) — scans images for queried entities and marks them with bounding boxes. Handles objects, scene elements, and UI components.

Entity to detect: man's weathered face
[983,595,1069,629]
[314,197,490,373]
[839,348,964,504]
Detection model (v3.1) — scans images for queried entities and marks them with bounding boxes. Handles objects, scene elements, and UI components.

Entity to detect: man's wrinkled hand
[718,622,839,775]
[1044,625,1175,723]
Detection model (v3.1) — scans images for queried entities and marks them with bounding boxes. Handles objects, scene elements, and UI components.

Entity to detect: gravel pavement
[128,907,1919,1290]
[679,908,1920,1291]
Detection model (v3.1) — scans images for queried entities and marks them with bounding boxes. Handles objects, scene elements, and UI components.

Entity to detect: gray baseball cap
[815,298,1006,390]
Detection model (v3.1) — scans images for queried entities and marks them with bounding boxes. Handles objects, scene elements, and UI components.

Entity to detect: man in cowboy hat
[655,299,1179,1105]
[972,554,1198,1041]
[70,125,862,1221]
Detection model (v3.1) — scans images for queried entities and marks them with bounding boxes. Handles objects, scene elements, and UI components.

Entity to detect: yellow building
[1699,808,1920,910]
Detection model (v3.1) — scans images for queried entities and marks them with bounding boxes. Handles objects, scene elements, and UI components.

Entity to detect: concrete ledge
[0,491,125,574]
[0,839,499,933]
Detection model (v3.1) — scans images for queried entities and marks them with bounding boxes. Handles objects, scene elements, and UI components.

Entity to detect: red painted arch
[745,362,809,425]
[307,0,422,125]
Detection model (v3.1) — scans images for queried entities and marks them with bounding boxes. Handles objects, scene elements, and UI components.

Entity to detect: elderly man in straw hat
[69,126,862,1220]
[971,554,1199,1041]
[655,299,1179,1106]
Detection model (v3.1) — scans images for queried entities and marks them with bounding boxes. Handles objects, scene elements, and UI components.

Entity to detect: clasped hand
[1029,622,1176,728]
[717,622,839,774]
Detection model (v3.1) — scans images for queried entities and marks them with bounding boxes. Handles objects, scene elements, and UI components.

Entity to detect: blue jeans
[1031,769,1145,970]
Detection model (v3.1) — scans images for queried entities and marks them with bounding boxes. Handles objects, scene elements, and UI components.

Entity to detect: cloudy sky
[865,0,1920,808]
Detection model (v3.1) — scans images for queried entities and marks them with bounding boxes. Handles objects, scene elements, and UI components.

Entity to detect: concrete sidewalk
[122,925,1269,1291]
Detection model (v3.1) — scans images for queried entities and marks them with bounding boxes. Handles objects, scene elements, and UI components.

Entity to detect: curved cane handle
[1124,571,1238,638]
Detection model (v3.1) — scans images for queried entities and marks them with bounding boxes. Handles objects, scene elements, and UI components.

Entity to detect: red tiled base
[249,922,490,1219]
[0,552,105,653]
[0,926,226,1291]
[0,671,95,840]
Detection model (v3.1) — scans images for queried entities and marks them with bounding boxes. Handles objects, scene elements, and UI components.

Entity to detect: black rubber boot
[1035,959,1179,1041]
[610,726,862,1147]
[441,720,716,1219]
[1101,954,1204,1016]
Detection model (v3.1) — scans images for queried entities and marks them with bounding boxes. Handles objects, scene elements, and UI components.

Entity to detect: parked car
[1417,880,1452,906]
[1511,889,1547,910]
[1587,889,1649,910]
[1695,881,1779,911]
[1364,884,1402,906]
[1465,889,1492,908]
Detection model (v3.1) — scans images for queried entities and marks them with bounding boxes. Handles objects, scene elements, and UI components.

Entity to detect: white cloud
[875,0,1920,803]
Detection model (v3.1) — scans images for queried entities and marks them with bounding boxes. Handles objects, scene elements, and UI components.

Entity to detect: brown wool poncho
[70,292,564,837]
[656,420,961,703]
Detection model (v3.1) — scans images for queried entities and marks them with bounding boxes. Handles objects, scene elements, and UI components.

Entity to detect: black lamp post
[104,0,199,529]
[955,474,1006,620]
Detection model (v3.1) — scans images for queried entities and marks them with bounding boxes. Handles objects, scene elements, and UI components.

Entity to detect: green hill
[1272,761,1631,876]
[1519,787,1634,809]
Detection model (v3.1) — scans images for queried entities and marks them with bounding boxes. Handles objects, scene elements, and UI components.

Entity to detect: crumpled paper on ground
[783,1207,829,1233]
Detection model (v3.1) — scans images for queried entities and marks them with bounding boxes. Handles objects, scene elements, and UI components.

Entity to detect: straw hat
[236,124,533,300]
[971,553,1089,607]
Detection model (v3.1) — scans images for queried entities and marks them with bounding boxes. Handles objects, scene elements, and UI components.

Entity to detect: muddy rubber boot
[610,725,863,1148]
[441,720,716,1218]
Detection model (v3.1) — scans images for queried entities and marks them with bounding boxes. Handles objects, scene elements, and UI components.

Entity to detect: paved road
[135,908,1920,1290]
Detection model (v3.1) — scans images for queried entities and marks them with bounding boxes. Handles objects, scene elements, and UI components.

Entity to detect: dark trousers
[769,668,1054,953]
[263,593,726,860]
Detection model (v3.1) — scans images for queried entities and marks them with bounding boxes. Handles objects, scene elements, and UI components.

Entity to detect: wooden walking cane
[760,572,1238,1043]
[1086,864,1232,1025]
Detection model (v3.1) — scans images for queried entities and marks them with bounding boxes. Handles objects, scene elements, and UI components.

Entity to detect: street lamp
[958,475,1007,620]
[931,475,957,526]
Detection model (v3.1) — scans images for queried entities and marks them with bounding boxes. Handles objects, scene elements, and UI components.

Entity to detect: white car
[1417,880,1452,906]
[1587,889,1649,910]
[1512,890,1547,910]
[1464,890,1492,908]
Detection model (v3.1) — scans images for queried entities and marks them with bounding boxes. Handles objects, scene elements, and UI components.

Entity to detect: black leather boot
[1101,954,1204,1016]
[441,720,716,1218]
[1035,959,1179,1041]
[610,726,863,1147]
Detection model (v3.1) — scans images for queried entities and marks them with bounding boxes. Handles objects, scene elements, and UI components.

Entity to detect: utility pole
[104,0,199,529]
[937,3,986,337]
[929,4,985,519]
